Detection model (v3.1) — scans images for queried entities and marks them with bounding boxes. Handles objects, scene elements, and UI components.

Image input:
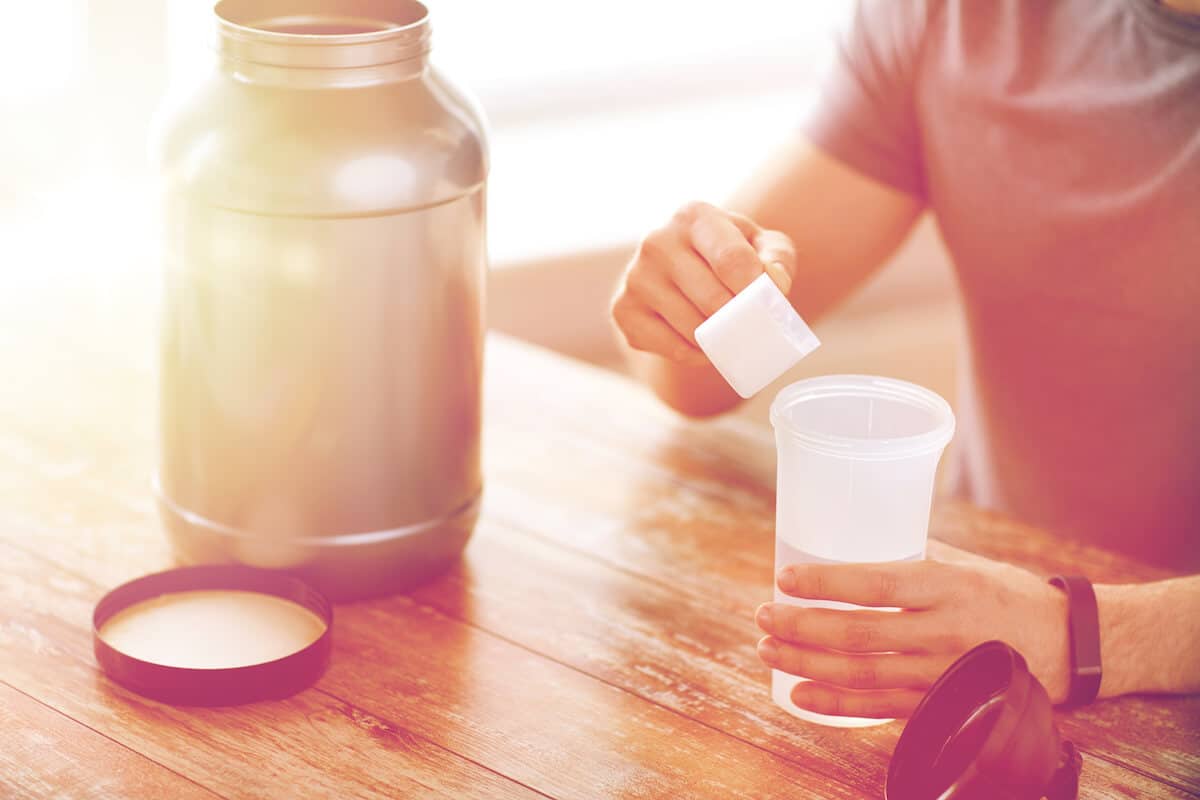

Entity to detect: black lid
[886,640,1081,800]
[93,564,333,706]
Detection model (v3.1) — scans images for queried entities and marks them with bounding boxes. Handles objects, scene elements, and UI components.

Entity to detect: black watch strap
[1049,575,1102,707]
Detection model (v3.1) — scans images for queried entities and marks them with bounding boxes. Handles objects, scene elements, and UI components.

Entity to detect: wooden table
[1,235,1198,797]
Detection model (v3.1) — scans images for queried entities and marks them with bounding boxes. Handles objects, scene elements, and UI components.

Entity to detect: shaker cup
[769,375,955,727]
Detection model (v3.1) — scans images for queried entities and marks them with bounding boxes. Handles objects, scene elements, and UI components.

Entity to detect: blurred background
[0,0,960,426]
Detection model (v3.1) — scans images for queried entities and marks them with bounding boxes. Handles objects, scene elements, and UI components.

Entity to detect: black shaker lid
[886,640,1081,800]
[93,564,332,706]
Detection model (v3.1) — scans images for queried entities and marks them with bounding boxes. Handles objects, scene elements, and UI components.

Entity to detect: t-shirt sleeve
[805,0,932,198]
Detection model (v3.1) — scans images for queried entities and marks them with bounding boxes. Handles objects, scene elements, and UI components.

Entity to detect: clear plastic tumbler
[769,375,955,727]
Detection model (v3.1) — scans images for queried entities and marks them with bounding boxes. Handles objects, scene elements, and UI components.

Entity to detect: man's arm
[729,137,924,323]
[615,137,923,417]
[753,551,1200,718]
[1098,576,1200,697]
[619,0,935,416]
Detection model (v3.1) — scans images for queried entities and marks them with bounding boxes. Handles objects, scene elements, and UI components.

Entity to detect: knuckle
[670,342,694,362]
[609,306,624,332]
[919,656,950,685]
[674,201,711,225]
[968,566,996,594]
[609,304,625,329]
[625,331,650,352]
[935,625,971,653]
[711,245,753,275]
[699,287,730,315]
[782,609,805,642]
[949,573,980,607]
[808,569,826,599]
[843,621,878,651]
[874,570,900,605]
[620,320,649,350]
[636,230,670,265]
[825,687,845,716]
[915,559,942,593]
[945,634,970,656]
[953,624,981,652]
[795,683,844,716]
[766,232,797,259]
[624,268,653,298]
[610,293,633,323]
[787,649,813,679]
[757,228,790,248]
[847,659,879,689]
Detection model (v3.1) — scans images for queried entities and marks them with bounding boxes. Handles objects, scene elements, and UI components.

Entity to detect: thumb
[753,229,796,296]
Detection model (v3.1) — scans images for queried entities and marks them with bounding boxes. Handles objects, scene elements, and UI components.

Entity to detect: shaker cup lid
[886,640,1082,800]
[93,564,333,706]
[695,273,820,399]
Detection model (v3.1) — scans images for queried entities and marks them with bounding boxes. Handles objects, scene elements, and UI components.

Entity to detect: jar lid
[92,564,333,706]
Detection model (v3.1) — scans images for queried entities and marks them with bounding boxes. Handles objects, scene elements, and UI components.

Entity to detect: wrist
[1041,582,1073,704]
[1096,583,1146,698]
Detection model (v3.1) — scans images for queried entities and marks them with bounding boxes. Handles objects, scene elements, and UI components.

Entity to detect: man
[611,0,1199,717]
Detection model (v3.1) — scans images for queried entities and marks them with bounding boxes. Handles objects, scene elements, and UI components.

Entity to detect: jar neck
[214,0,430,87]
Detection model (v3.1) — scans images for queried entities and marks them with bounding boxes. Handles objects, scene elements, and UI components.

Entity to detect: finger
[753,230,796,295]
[689,212,764,294]
[723,209,765,237]
[636,221,734,317]
[776,560,947,609]
[790,681,926,720]
[762,261,792,296]
[665,249,736,317]
[612,295,708,364]
[625,272,706,345]
[758,637,948,690]
[756,603,929,653]
[675,203,763,240]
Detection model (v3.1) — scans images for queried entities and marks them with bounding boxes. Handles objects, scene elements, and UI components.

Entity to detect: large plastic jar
[152,0,488,600]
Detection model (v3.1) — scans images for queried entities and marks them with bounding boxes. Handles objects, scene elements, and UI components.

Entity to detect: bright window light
[166,0,850,122]
[0,0,86,101]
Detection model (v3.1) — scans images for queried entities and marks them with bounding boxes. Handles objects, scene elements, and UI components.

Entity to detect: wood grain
[1,240,1196,798]
[408,515,1193,799]
[0,541,547,800]
[0,681,221,800]
[323,589,865,799]
[476,337,1200,794]
[0,520,862,800]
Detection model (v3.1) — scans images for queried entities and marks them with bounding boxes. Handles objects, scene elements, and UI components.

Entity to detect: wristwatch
[1049,575,1103,707]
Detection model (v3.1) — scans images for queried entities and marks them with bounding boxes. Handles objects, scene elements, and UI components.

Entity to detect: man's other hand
[755,555,1071,718]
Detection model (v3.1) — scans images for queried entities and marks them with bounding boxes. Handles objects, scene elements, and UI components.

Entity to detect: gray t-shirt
[807,0,1199,568]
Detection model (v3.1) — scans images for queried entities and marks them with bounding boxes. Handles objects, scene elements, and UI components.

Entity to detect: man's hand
[755,556,1071,719]
[612,141,921,418]
[611,201,796,365]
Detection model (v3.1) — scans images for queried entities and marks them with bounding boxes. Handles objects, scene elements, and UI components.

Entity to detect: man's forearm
[1097,576,1200,698]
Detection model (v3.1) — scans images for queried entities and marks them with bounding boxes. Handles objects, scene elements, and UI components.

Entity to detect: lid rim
[214,0,430,45]
[213,0,432,70]
[770,374,955,460]
[93,564,333,706]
